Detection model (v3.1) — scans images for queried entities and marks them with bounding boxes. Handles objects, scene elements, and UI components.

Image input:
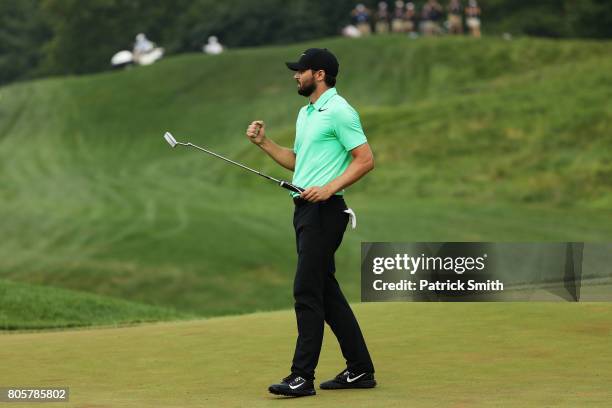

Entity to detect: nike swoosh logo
[346,373,366,383]
[289,381,305,389]
[318,108,328,112]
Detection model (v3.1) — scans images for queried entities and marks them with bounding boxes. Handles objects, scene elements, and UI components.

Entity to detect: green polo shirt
[291,87,367,198]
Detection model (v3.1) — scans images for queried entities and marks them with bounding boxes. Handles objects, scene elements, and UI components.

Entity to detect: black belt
[293,195,344,206]
[293,196,307,206]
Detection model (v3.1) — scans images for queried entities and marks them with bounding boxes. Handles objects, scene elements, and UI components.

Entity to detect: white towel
[343,208,357,230]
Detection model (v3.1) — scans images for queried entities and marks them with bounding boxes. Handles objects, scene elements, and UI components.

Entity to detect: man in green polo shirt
[246,48,376,397]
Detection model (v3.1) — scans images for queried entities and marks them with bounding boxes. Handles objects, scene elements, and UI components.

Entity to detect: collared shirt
[291,87,368,198]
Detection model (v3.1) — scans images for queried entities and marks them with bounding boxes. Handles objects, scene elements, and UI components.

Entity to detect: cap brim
[285,61,307,71]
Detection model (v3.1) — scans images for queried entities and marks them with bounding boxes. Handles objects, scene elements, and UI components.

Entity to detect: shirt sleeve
[333,104,367,151]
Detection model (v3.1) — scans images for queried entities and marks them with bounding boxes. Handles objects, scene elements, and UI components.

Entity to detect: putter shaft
[164,132,304,194]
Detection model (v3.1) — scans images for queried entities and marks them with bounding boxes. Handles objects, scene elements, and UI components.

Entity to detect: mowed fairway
[1,303,611,407]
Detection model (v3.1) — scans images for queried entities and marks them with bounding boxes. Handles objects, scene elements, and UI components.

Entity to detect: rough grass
[0,279,191,330]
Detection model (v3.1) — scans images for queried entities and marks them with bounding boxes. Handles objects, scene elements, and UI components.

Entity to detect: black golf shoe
[268,374,316,397]
[319,369,377,390]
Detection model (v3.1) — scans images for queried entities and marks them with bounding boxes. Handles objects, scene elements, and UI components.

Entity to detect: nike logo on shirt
[346,373,366,383]
[318,108,328,112]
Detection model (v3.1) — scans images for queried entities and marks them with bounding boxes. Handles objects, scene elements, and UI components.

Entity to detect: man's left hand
[300,185,334,202]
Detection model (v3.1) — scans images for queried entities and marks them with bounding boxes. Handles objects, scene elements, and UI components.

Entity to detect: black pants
[290,195,374,380]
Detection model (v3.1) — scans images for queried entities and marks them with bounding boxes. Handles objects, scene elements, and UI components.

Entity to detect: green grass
[1,35,611,328]
[1,303,610,407]
[0,278,191,330]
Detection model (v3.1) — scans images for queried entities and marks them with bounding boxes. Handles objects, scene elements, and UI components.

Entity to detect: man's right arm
[246,120,296,171]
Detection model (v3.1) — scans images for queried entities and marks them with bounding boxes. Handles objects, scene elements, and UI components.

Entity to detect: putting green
[2,302,610,407]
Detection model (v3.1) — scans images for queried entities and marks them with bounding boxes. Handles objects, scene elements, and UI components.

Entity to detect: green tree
[476,0,569,37]
[167,0,355,52]
[0,0,51,85]
[40,0,184,75]
[567,0,612,38]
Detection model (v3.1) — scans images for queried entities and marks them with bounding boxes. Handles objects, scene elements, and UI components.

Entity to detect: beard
[297,79,316,97]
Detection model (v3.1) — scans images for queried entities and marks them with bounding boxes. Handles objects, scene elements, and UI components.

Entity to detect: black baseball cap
[285,48,339,78]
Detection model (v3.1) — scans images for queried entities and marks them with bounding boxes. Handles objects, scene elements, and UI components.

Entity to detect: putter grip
[280,181,304,194]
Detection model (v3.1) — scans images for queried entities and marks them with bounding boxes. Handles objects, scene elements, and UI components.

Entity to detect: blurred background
[1,0,611,330]
[2,0,612,85]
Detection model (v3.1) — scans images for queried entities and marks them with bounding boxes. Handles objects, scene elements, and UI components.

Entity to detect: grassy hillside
[1,36,611,328]
[0,279,191,330]
[1,303,611,407]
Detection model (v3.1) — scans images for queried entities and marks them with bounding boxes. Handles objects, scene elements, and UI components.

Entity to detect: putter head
[164,131,177,148]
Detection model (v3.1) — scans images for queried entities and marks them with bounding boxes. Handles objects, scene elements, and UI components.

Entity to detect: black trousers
[290,195,374,380]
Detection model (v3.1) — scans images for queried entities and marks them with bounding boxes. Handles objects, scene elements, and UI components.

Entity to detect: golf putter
[163,132,304,194]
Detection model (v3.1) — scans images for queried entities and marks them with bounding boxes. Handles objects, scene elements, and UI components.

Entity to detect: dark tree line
[1,0,611,86]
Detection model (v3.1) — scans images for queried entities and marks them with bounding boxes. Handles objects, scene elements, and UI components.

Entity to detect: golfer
[246,48,376,397]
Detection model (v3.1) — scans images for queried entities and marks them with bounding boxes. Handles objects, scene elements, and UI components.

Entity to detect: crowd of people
[112,2,483,68]
[345,0,482,38]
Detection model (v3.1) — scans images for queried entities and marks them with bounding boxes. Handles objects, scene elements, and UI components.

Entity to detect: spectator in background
[405,2,419,37]
[131,32,164,66]
[133,33,154,57]
[352,4,372,36]
[203,36,223,55]
[447,0,463,34]
[421,0,443,36]
[465,0,481,38]
[391,1,406,33]
[375,2,390,34]
[342,24,362,38]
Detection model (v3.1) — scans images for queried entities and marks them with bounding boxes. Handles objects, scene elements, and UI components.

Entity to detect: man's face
[294,69,317,97]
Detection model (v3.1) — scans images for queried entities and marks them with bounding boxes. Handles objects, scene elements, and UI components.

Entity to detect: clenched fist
[246,120,266,146]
